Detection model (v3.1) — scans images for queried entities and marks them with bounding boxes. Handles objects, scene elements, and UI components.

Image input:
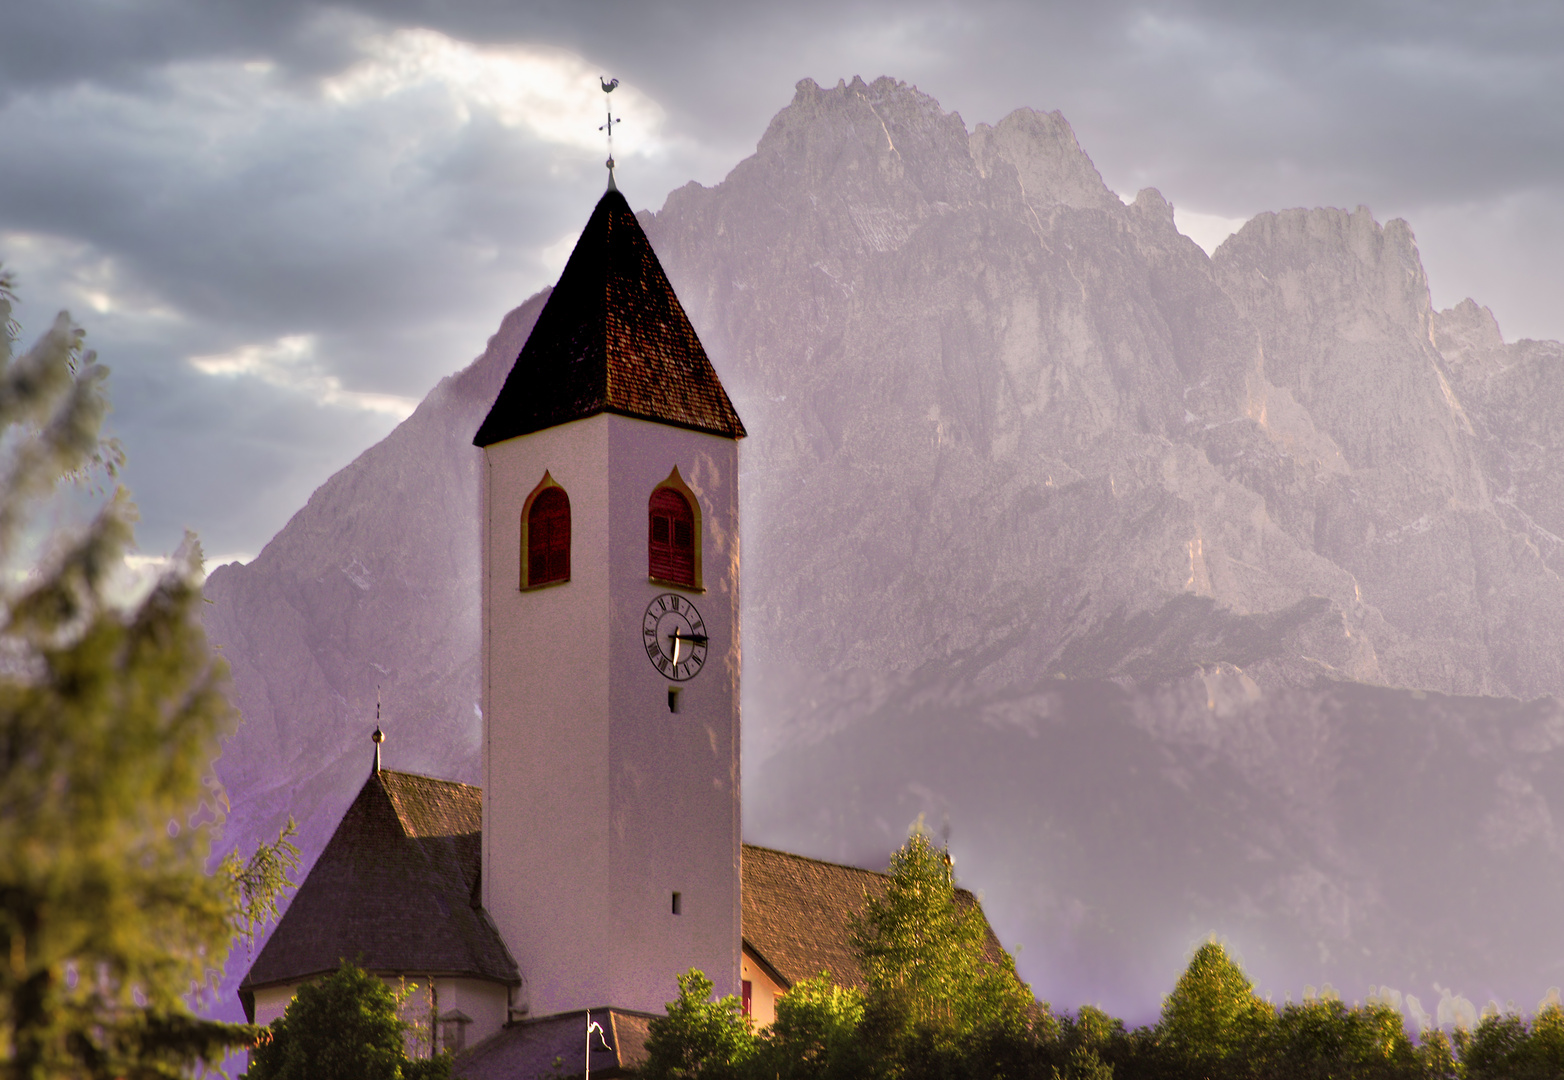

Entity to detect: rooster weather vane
[600,77,621,190]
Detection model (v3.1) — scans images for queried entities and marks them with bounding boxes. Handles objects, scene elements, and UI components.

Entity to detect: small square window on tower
[671,891,682,915]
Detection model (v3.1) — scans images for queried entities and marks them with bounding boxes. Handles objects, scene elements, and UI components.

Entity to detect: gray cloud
[2,0,1562,559]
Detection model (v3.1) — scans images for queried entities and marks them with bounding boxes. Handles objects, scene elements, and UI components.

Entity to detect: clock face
[642,593,708,681]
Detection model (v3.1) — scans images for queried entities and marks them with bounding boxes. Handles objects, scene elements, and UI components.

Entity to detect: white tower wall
[482,412,740,1018]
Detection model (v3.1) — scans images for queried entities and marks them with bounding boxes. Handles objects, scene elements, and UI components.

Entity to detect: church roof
[473,189,745,446]
[240,770,519,1015]
[457,1007,654,1080]
[739,844,1008,991]
[240,777,1010,1024]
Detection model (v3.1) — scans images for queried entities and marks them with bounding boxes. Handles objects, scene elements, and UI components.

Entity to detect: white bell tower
[474,185,745,1018]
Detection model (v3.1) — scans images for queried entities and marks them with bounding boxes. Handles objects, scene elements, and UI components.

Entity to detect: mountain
[203,297,539,874]
[204,76,1564,1022]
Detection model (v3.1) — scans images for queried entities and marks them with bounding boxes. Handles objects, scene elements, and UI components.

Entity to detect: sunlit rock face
[647,76,1564,709]
[205,76,1564,1022]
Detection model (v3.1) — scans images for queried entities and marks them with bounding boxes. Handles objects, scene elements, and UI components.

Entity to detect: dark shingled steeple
[238,770,518,1022]
[473,189,745,446]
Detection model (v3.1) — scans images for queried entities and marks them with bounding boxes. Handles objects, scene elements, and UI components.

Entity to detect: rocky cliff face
[203,296,541,872]
[206,76,1564,1019]
[647,77,1564,709]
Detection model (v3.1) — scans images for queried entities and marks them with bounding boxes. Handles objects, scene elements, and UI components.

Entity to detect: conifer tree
[1155,940,1273,1079]
[849,828,1035,1041]
[0,267,295,1079]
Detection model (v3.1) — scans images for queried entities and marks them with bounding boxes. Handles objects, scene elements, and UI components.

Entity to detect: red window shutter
[741,980,752,1016]
[648,488,695,586]
[527,487,570,585]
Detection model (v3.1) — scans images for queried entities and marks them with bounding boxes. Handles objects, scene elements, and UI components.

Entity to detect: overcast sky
[2,0,1561,564]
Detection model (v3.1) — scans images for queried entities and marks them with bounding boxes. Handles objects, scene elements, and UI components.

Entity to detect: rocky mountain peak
[759,77,978,224]
[206,80,1564,1024]
[970,108,1120,212]
[1212,205,1481,507]
[1128,186,1177,229]
[1432,297,1508,378]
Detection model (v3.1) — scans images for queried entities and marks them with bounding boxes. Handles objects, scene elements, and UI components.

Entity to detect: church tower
[473,187,746,1018]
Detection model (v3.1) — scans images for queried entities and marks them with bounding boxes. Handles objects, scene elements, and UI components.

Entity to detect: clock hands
[667,630,708,666]
[644,594,708,681]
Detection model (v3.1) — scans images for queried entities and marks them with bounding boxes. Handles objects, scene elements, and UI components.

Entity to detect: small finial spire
[372,688,384,773]
[599,77,621,191]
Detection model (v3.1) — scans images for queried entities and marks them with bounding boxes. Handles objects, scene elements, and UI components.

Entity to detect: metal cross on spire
[599,77,621,191]
[372,687,384,774]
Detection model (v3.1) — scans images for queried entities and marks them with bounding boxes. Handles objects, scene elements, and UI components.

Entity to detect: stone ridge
[646,74,1564,703]
[473,189,745,446]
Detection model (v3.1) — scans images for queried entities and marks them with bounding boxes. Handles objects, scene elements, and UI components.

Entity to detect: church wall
[249,975,509,1051]
[740,954,785,1029]
[252,983,295,1028]
[429,977,511,1053]
[604,415,742,1013]
[481,409,742,1020]
[482,415,614,1017]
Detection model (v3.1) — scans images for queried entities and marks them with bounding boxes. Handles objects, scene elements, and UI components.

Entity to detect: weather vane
[600,77,621,190]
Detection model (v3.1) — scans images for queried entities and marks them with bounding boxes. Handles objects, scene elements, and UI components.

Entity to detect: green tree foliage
[241,960,450,1080]
[1154,941,1273,1079]
[1053,1045,1116,1080]
[640,829,1564,1080]
[646,830,1041,1080]
[0,267,297,1079]
[749,974,866,1080]
[1458,1000,1564,1080]
[641,969,756,1080]
[1412,1028,1459,1080]
[849,828,1036,1045]
[1531,999,1564,1075]
[1051,1006,1129,1080]
[1267,997,1418,1079]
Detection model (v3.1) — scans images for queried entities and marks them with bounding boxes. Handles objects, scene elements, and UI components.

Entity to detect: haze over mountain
[205,77,1564,1023]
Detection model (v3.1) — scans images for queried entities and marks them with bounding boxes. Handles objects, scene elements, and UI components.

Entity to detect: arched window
[648,487,696,587]
[525,484,570,587]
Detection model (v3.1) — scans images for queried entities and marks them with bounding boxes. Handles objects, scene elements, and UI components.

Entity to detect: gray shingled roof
[456,1008,653,1080]
[473,188,745,446]
[739,844,1009,992]
[240,770,518,1018]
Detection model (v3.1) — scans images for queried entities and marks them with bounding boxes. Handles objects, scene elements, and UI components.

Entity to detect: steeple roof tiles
[473,189,745,446]
[239,770,518,1016]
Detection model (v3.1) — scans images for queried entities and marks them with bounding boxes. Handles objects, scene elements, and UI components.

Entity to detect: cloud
[0,231,182,325]
[321,28,668,159]
[0,11,691,554]
[189,334,416,419]
[3,0,1564,563]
